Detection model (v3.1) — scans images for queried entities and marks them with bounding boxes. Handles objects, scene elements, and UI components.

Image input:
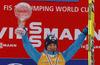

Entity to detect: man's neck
[43,49,58,55]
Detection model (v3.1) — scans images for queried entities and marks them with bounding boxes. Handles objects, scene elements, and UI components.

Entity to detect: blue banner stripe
[21,0,79,2]
[0,58,87,65]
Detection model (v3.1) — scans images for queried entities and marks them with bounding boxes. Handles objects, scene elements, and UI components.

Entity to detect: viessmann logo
[0,42,17,49]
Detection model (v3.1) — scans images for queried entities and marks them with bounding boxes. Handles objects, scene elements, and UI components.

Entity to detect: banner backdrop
[0,0,100,65]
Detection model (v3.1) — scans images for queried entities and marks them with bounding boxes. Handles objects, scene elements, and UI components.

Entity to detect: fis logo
[21,0,78,2]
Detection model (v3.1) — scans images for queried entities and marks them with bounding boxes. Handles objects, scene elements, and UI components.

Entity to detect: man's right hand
[15,28,26,36]
[86,22,96,28]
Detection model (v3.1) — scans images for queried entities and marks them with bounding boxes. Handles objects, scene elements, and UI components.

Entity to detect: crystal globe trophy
[14,2,32,35]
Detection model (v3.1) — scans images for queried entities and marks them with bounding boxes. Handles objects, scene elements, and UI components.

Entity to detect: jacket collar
[43,49,58,55]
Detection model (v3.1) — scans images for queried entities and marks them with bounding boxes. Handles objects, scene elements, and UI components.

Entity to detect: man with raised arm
[15,19,95,65]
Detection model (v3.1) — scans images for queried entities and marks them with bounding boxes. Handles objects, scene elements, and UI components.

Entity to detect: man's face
[47,43,57,52]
